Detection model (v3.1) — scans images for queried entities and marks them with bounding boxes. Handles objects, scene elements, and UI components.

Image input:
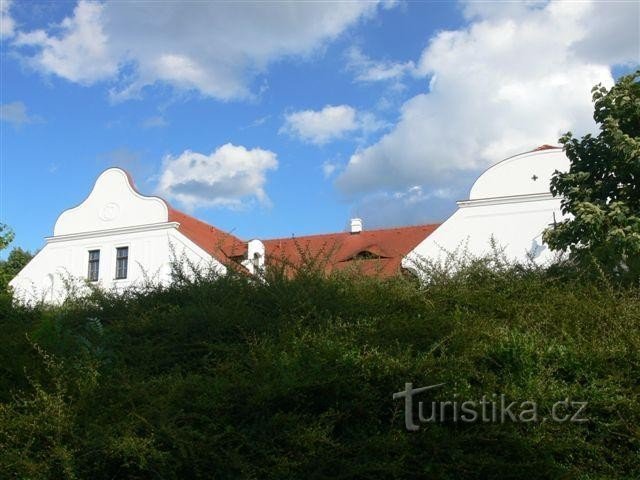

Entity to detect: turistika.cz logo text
[393,382,588,431]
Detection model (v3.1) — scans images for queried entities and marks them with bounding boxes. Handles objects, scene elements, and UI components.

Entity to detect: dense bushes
[0,260,639,479]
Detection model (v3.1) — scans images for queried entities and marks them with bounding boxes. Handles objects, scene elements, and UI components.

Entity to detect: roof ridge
[167,206,247,263]
[168,206,242,239]
[262,223,441,243]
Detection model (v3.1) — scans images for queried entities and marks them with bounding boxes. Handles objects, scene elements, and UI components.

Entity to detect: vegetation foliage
[0,222,34,293]
[0,247,33,292]
[0,223,15,252]
[1,71,638,480]
[0,254,638,479]
[545,70,640,280]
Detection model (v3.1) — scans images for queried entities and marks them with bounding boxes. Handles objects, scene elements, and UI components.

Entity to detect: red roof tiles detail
[167,207,247,264]
[262,224,440,277]
[119,167,438,276]
[119,169,245,265]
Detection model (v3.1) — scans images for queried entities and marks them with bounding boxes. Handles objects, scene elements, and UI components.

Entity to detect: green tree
[0,224,32,291]
[0,247,33,291]
[0,223,14,251]
[544,70,640,278]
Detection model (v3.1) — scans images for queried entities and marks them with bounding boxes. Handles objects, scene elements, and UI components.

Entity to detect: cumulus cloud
[0,101,42,126]
[345,46,415,83]
[281,104,385,145]
[157,143,278,209]
[337,0,638,196]
[1,0,14,38]
[12,0,389,100]
[567,1,640,65]
[281,105,358,144]
[14,1,117,85]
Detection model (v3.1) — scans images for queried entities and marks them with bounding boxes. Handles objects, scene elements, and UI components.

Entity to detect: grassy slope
[0,263,639,479]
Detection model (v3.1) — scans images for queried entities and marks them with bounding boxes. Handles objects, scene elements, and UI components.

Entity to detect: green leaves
[0,224,14,252]
[544,70,640,280]
[1,264,639,478]
[0,247,33,293]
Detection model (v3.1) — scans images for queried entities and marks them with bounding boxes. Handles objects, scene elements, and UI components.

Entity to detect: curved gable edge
[468,145,567,200]
[53,168,170,236]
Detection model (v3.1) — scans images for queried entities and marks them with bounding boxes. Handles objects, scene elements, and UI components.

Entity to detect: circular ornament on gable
[99,202,120,222]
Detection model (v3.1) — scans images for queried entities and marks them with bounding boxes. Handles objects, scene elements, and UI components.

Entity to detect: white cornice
[457,192,556,208]
[46,222,180,243]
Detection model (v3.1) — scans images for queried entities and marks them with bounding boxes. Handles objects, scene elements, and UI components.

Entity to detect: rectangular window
[88,250,100,282]
[115,247,128,279]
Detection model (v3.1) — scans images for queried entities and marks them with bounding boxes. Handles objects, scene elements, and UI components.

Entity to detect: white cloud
[568,1,640,65]
[461,0,639,66]
[14,1,117,85]
[0,101,41,126]
[12,1,389,100]
[337,0,638,196]
[345,46,415,83]
[1,0,14,38]
[322,161,339,179]
[157,143,278,209]
[281,105,358,145]
[281,104,385,145]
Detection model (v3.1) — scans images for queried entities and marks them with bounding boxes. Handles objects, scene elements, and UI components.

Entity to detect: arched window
[252,252,261,269]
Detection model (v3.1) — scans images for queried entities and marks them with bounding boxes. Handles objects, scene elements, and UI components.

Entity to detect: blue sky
[1,0,638,255]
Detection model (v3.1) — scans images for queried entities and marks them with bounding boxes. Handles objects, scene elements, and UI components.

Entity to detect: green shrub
[0,258,638,479]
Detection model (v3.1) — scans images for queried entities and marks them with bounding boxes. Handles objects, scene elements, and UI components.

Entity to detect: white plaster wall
[403,149,569,273]
[10,226,226,305]
[10,167,226,304]
[403,197,564,273]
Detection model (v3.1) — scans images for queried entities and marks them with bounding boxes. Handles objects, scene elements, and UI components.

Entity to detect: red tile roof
[262,224,440,277]
[121,167,438,275]
[167,207,247,265]
[122,168,246,266]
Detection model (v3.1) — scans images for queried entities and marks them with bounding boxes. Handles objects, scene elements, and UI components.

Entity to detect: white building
[402,145,569,273]
[11,145,570,303]
[9,168,247,304]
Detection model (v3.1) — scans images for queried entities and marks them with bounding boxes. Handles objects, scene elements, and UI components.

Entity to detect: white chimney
[244,239,265,275]
[350,218,363,234]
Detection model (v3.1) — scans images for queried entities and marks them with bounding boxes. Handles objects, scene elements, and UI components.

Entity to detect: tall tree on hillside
[544,70,640,278]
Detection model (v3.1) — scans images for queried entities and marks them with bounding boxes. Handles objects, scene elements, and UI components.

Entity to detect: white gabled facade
[402,146,570,273]
[10,145,574,303]
[10,168,226,304]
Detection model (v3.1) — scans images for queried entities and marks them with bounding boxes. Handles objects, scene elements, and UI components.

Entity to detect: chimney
[350,218,363,234]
